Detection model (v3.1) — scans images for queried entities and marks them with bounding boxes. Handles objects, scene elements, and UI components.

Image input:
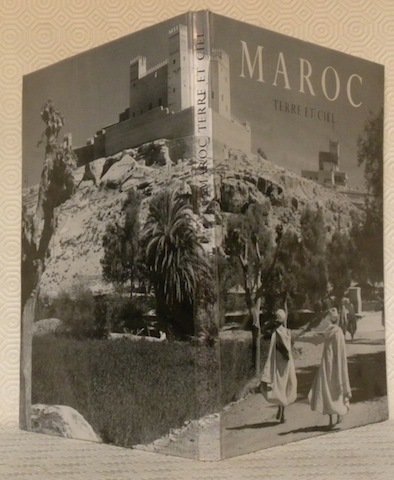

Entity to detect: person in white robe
[261,309,297,423]
[308,307,352,428]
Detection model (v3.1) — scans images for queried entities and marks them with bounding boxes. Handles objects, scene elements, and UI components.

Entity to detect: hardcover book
[21,11,386,460]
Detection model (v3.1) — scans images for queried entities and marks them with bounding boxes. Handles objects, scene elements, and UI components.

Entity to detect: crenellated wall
[75,106,252,166]
[104,107,194,156]
[129,64,168,119]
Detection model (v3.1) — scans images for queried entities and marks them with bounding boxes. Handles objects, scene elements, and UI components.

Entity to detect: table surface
[0,421,393,479]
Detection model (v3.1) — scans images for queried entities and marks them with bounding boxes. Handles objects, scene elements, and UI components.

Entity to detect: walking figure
[344,298,357,341]
[260,309,297,424]
[308,307,352,428]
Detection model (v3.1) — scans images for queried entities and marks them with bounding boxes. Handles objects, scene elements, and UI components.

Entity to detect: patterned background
[0,0,393,462]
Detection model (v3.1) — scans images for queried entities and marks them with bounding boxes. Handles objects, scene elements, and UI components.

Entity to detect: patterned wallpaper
[1,0,393,427]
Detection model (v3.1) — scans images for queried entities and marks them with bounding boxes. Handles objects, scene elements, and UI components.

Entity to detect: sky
[23,12,384,189]
[22,14,187,187]
[211,14,384,189]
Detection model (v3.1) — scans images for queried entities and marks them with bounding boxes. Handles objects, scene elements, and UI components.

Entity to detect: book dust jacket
[21,11,386,460]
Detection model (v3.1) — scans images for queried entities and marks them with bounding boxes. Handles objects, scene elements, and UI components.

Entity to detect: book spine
[188,10,221,461]
[189,10,215,207]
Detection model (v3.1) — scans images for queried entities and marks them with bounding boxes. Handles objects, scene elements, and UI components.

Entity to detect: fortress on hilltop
[302,140,348,188]
[301,140,369,207]
[74,24,251,165]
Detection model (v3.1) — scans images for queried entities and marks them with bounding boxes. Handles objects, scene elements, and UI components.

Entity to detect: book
[21,10,386,460]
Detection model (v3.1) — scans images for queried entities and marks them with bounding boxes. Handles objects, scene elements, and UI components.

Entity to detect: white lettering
[273,52,290,90]
[240,41,264,82]
[299,58,315,96]
[347,74,363,107]
[321,66,340,102]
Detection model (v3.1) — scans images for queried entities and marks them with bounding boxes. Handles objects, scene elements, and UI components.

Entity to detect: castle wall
[334,171,348,186]
[167,25,191,112]
[105,107,194,156]
[129,64,168,120]
[302,170,319,182]
[130,56,146,81]
[302,169,336,187]
[76,107,252,165]
[93,133,106,159]
[211,51,231,119]
[319,151,338,170]
[212,110,251,158]
[74,144,94,166]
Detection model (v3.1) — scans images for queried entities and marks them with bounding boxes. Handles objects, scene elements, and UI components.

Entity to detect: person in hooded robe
[260,309,297,424]
[343,297,357,341]
[308,307,352,428]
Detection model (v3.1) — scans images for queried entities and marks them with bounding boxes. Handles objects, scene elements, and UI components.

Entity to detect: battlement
[74,23,250,167]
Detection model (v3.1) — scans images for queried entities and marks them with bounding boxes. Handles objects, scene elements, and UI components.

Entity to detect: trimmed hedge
[32,334,267,447]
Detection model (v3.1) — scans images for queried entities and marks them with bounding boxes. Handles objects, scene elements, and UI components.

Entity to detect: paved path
[136,311,388,459]
[221,311,388,458]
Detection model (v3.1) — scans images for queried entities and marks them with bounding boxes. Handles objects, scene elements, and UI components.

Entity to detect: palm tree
[141,189,212,337]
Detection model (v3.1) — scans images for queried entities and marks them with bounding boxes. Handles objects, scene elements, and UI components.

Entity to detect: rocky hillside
[213,150,359,244]
[22,139,361,298]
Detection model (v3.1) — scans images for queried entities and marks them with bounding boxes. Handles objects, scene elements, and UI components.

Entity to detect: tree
[298,207,328,307]
[266,228,302,316]
[224,203,283,375]
[141,189,212,338]
[34,102,75,258]
[358,108,383,201]
[355,108,384,284]
[21,100,76,428]
[327,231,353,303]
[101,189,141,297]
[216,248,243,326]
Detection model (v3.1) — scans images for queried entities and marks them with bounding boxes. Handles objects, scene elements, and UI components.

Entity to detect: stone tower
[129,55,147,82]
[129,56,147,115]
[211,49,231,119]
[167,24,191,112]
[329,139,340,168]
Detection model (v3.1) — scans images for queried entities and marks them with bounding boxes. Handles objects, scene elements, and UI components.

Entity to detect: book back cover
[21,12,221,460]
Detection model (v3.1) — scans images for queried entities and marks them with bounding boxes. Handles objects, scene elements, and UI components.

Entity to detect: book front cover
[209,13,386,458]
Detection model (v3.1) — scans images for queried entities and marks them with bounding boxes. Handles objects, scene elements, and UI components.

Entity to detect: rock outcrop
[31,404,101,442]
[22,140,361,298]
[33,318,67,336]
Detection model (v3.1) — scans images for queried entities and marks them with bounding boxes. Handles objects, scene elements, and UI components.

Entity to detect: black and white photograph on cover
[20,10,386,461]
[209,14,386,458]
[21,13,222,461]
